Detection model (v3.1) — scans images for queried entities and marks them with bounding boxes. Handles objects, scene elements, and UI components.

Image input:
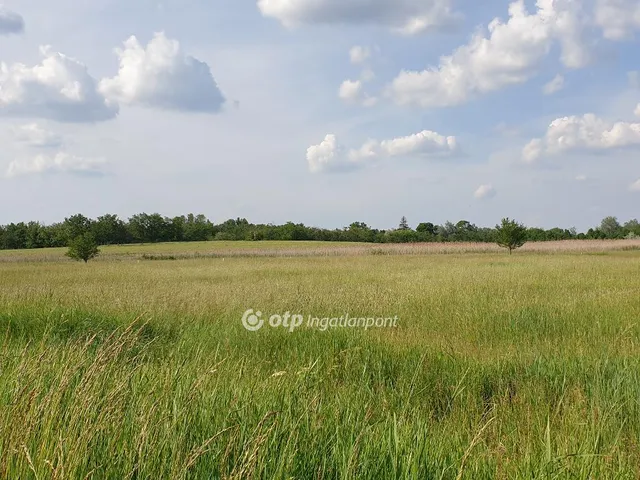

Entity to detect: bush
[66,233,100,263]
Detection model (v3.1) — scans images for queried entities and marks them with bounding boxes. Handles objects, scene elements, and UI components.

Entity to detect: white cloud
[389,0,589,108]
[595,0,640,40]
[522,113,640,162]
[0,6,24,35]
[308,130,459,173]
[474,184,496,200]
[635,103,640,117]
[379,130,458,157]
[257,0,460,35]
[630,179,640,191]
[307,135,351,174]
[340,45,378,106]
[350,46,371,65]
[543,74,565,95]
[522,138,544,163]
[338,79,363,102]
[6,153,107,178]
[0,46,118,123]
[576,174,587,181]
[99,32,225,113]
[13,124,63,148]
[338,79,377,106]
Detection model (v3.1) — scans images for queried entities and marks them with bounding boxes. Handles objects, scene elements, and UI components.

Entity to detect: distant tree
[624,219,640,237]
[92,214,130,245]
[63,214,93,243]
[128,213,171,243]
[453,220,478,241]
[345,222,375,243]
[437,221,457,241]
[416,222,437,236]
[600,216,622,238]
[2,223,28,250]
[384,229,418,243]
[495,218,527,254]
[66,233,100,263]
[184,214,213,241]
[398,216,410,230]
[169,216,186,242]
[25,221,47,249]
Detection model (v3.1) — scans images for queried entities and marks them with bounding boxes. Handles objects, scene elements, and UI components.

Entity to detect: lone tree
[66,233,100,263]
[495,218,527,254]
[398,216,410,230]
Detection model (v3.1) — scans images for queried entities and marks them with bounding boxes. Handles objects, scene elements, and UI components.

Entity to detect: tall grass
[0,246,639,478]
[2,239,640,263]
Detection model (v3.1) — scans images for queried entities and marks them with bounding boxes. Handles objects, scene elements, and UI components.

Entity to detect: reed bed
[0,239,639,264]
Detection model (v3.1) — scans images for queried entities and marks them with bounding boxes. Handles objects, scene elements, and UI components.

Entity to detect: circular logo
[241,309,264,331]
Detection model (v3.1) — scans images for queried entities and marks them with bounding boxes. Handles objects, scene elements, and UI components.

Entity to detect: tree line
[0,213,638,250]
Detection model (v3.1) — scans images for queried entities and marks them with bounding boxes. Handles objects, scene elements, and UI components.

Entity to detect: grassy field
[1,241,640,478]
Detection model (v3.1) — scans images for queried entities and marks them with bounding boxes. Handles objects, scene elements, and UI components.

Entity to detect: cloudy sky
[1,0,639,230]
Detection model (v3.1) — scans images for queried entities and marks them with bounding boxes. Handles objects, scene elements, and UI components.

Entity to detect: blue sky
[1,0,639,231]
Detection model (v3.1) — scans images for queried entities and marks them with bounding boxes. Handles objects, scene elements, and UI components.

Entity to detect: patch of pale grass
[1,239,639,264]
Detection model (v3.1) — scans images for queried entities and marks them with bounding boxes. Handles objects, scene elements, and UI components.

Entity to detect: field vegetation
[1,241,640,478]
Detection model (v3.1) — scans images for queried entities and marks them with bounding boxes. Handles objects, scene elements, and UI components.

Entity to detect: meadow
[1,240,640,478]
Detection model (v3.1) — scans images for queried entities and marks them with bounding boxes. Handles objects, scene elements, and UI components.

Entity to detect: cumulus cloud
[307,130,459,173]
[474,184,496,200]
[99,32,225,113]
[543,74,565,95]
[307,135,350,174]
[338,79,377,106]
[257,0,460,35]
[338,80,363,102]
[0,46,118,123]
[0,6,24,35]
[6,153,107,178]
[378,130,458,157]
[389,0,589,108]
[595,0,640,40]
[339,46,378,106]
[630,179,640,191]
[522,113,640,163]
[350,46,371,65]
[13,123,63,148]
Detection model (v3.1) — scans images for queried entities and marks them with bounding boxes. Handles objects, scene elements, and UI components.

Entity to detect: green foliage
[600,216,623,238]
[495,218,527,254]
[416,222,437,236]
[63,213,92,242]
[1,213,639,251]
[91,214,130,245]
[66,233,100,263]
[398,216,410,230]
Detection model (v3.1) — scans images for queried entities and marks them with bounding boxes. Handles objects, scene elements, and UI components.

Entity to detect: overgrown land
[1,242,640,478]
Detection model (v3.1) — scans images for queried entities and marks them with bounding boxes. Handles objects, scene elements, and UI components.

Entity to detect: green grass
[1,244,640,478]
